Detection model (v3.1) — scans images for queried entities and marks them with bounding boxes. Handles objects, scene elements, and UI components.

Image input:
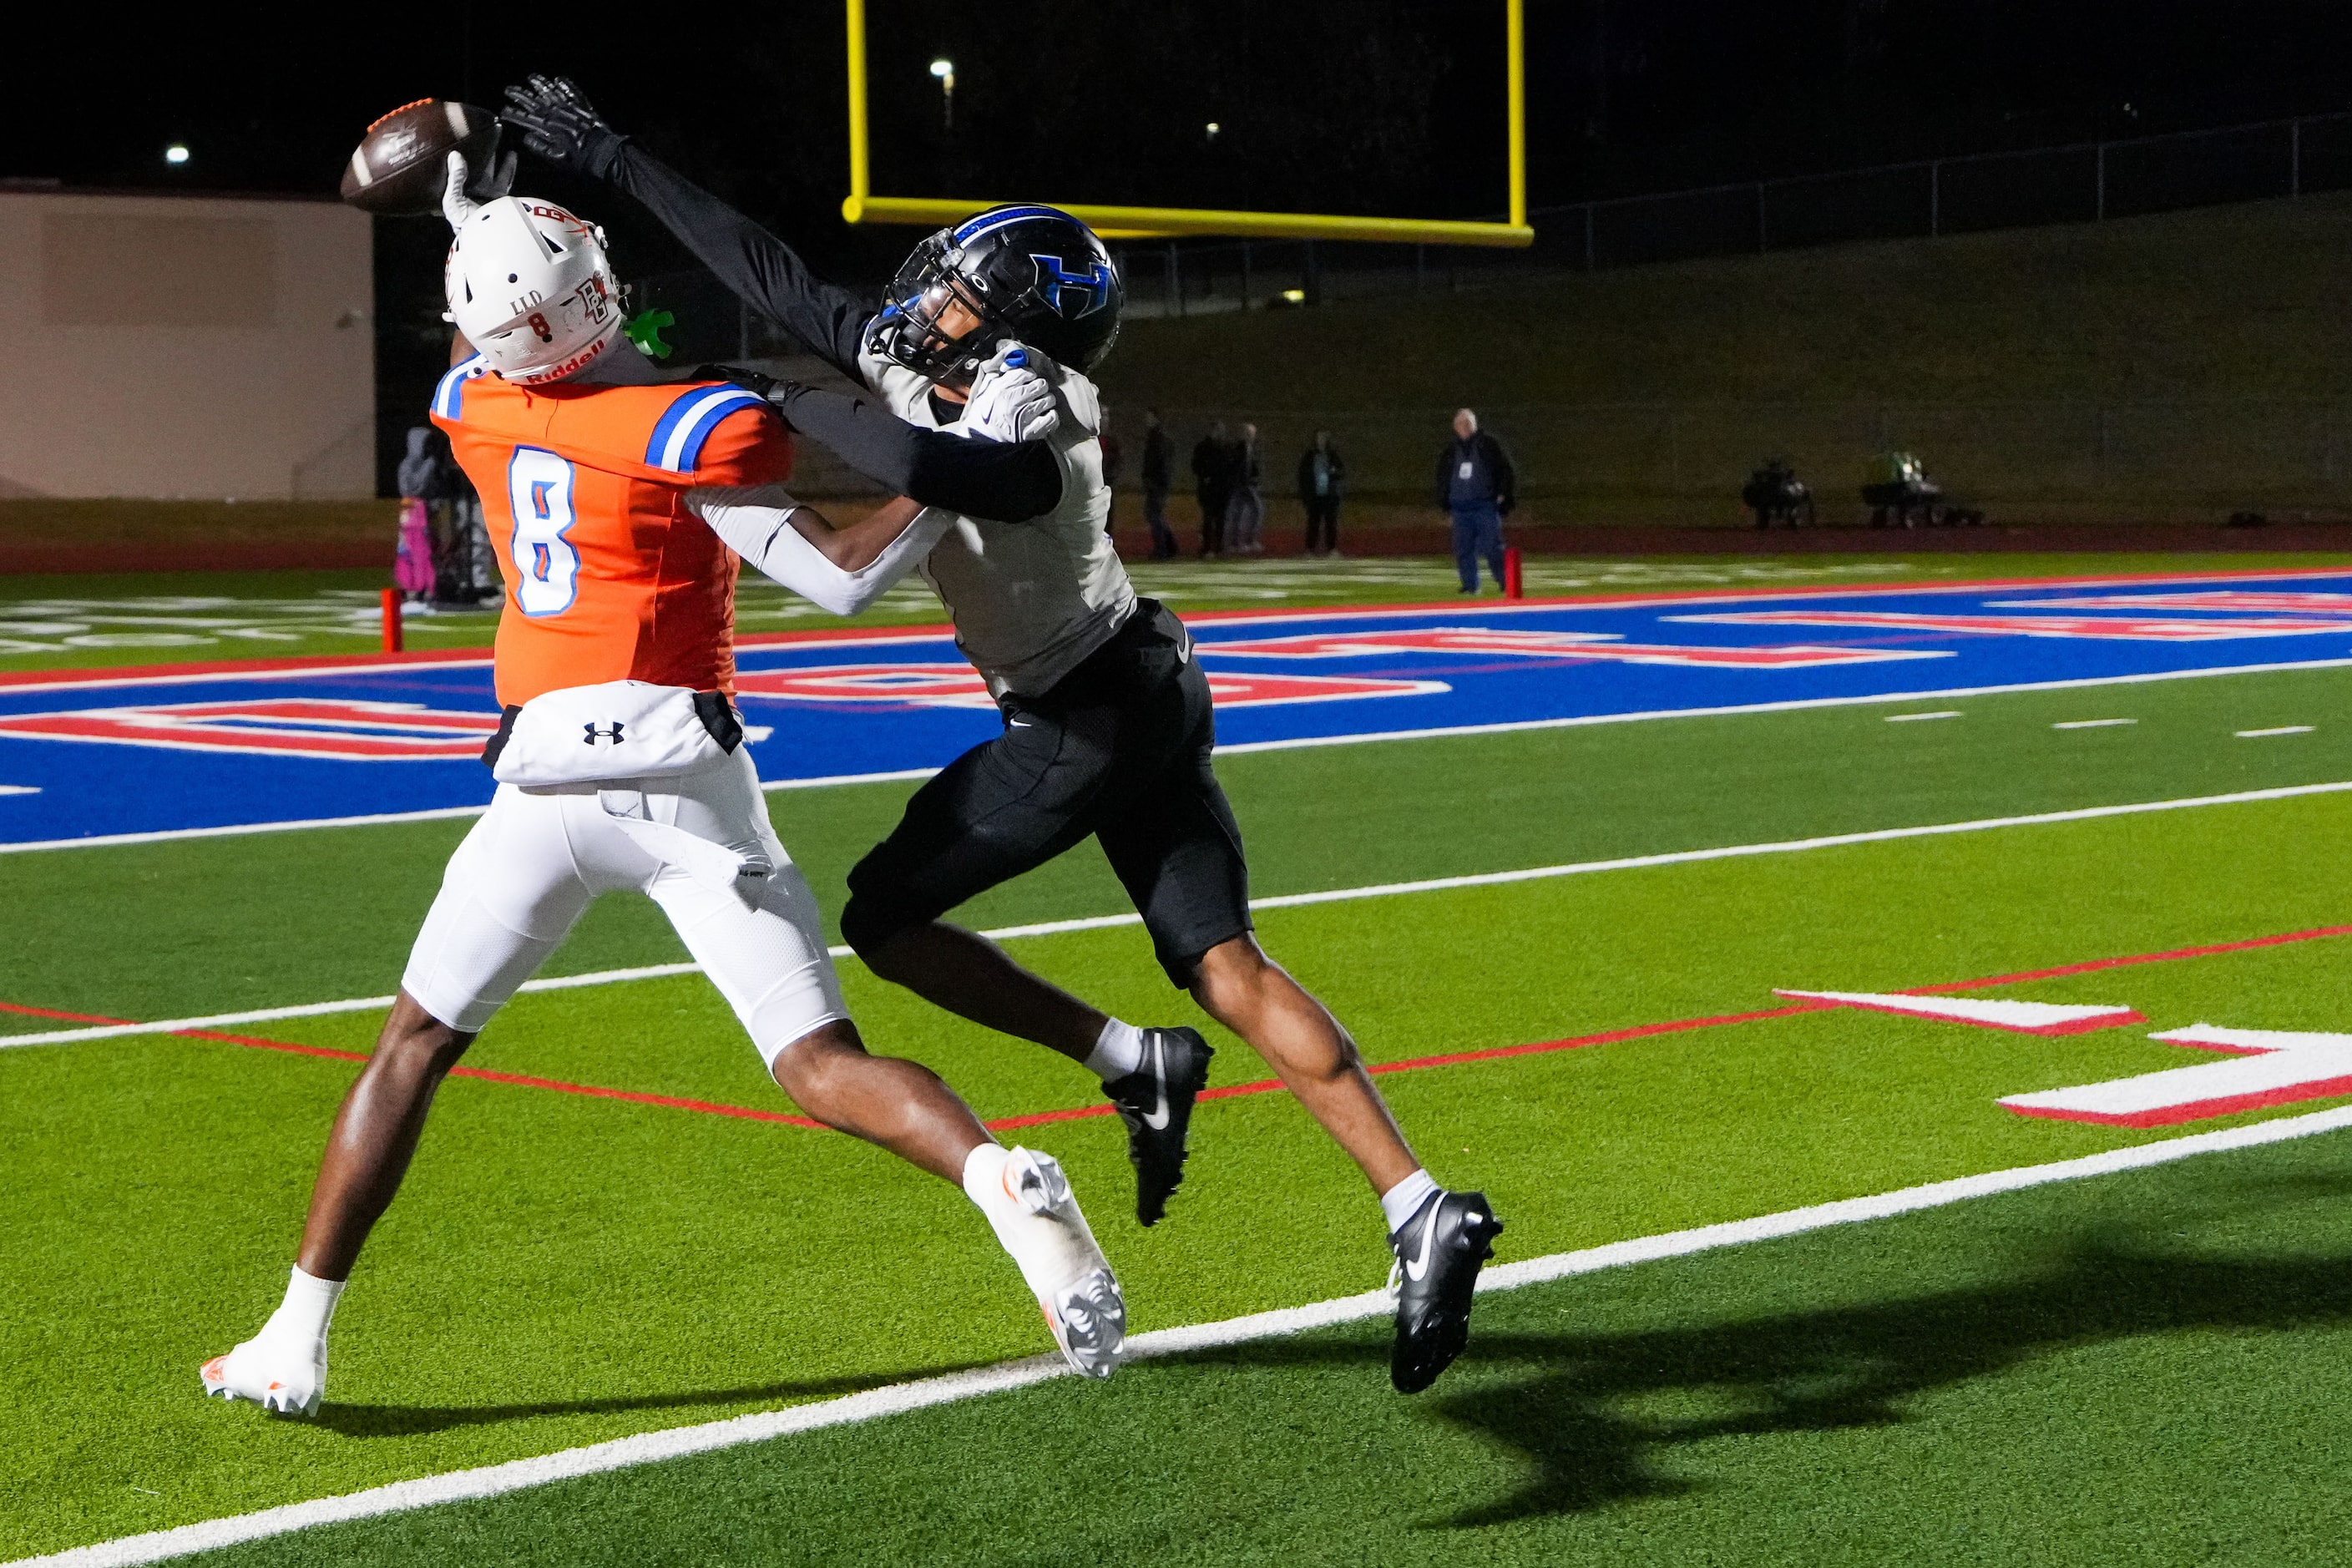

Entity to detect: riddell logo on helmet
[519,333,612,383]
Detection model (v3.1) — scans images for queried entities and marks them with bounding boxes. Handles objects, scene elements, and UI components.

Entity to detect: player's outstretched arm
[502,74,873,380]
[690,487,948,616]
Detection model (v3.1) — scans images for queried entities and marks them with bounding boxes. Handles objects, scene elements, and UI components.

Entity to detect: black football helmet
[869,205,1124,385]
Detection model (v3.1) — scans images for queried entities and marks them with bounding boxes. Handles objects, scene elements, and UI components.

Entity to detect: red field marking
[981,1004,1834,1130]
[0,998,823,1127]
[21,920,2352,1136]
[1914,923,2352,992]
[2011,1077,2352,1129]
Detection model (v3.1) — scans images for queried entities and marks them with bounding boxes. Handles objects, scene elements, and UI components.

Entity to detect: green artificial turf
[6,711,2352,1555]
[180,1126,2352,1566]
[7,578,2352,1560]
[3,551,2347,671]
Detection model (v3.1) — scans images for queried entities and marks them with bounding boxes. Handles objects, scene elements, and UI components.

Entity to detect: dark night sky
[13,0,2347,486]
[11,2,2351,274]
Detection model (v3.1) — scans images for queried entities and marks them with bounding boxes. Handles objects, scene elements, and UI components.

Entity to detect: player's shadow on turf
[312,1363,993,1439]
[1425,1237,2352,1526]
[1187,1179,2352,1530]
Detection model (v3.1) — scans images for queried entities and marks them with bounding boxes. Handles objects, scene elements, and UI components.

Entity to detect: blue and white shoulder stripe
[431,355,488,422]
[644,384,771,474]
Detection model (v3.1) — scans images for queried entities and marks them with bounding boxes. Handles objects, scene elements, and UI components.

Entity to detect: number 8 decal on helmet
[506,447,580,616]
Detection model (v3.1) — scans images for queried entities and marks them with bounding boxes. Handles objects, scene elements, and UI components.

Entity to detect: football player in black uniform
[505,76,1502,1391]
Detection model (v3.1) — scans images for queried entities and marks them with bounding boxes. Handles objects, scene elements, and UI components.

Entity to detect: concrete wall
[0,191,374,499]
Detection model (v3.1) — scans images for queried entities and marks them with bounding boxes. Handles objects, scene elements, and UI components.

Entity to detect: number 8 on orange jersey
[506,447,580,616]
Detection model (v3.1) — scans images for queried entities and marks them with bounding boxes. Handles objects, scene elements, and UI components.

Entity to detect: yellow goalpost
[838,0,1532,246]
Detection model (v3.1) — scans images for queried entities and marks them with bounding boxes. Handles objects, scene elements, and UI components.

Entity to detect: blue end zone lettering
[3,569,2350,847]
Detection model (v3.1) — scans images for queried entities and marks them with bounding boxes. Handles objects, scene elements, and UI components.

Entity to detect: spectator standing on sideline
[1193,419,1232,557]
[1227,422,1265,554]
[1298,431,1345,556]
[393,427,444,606]
[1141,409,1178,559]
[1435,408,1515,594]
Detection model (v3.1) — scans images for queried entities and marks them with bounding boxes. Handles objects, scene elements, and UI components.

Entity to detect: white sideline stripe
[23,1103,2352,1568]
[0,805,491,856]
[10,777,2352,1050]
[8,653,2352,857]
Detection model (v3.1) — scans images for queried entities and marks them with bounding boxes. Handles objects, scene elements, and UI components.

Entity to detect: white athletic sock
[962,1143,1098,1298]
[1378,1168,1441,1236]
[262,1265,346,1347]
[1080,1018,1147,1082]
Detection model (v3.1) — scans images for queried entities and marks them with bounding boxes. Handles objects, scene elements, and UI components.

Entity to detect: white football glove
[952,344,1061,443]
[439,150,517,232]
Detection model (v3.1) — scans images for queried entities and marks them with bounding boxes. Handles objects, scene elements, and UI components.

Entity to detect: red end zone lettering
[1672,609,2352,640]
[1198,626,1948,669]
[731,665,1448,710]
[0,700,499,760]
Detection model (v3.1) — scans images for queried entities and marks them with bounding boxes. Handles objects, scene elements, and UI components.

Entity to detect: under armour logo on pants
[583,722,625,745]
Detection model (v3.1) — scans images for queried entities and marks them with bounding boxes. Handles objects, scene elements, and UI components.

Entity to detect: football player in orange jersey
[201,161,1125,1419]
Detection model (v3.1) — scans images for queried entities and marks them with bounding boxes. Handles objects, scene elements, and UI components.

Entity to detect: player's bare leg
[1186,935,1418,1191]
[767,1018,992,1181]
[773,1019,1123,1374]
[863,923,1414,1190]
[297,992,478,1279]
[862,922,1213,1226]
[861,922,1105,1063]
[203,992,472,1415]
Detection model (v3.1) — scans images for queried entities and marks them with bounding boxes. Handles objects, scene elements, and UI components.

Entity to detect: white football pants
[401,748,847,1068]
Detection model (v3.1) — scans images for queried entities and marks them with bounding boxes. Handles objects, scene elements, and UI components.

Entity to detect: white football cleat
[200,1333,326,1417]
[982,1146,1128,1378]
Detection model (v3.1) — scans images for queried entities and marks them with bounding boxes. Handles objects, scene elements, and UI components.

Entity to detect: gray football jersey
[857,345,1136,700]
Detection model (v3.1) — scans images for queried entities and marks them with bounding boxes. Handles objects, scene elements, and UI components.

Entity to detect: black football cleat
[1101,1027,1214,1226]
[1388,1189,1504,1393]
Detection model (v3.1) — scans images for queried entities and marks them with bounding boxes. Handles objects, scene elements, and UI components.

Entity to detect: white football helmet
[443,185,623,385]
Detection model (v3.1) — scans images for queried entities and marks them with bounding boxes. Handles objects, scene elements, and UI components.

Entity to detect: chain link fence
[1111,111,2352,317]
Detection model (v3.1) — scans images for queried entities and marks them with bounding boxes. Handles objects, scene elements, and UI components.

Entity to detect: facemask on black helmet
[870,205,1124,386]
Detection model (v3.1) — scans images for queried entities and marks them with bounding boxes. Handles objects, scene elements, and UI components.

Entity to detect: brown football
[339,99,500,215]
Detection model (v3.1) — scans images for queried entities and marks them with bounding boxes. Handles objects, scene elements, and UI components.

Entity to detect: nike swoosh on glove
[952,344,1061,444]
[501,73,630,181]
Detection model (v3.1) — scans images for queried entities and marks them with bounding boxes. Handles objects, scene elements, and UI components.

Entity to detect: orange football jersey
[429,355,792,706]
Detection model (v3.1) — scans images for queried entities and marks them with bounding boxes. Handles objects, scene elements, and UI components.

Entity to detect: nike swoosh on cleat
[1404,1209,1439,1282]
[1141,1037,1171,1131]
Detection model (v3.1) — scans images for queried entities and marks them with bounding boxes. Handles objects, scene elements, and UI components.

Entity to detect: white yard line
[8,652,2352,857]
[9,776,2351,1050]
[22,1101,2352,1568]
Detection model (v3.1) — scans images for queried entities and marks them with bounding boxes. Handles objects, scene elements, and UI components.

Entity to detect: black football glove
[501,74,629,181]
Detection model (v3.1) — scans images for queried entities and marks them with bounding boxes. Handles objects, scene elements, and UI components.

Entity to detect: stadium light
[164,144,190,166]
[841,0,1532,245]
[1206,122,1221,141]
[929,57,954,131]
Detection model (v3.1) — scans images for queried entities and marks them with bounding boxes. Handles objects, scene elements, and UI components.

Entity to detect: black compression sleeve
[606,145,872,377]
[769,383,1065,524]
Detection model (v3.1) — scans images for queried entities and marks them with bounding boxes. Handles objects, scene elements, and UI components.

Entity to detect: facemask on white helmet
[443,195,624,385]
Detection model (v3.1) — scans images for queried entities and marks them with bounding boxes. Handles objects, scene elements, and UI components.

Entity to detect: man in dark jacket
[1297,431,1345,557]
[1435,408,1515,593]
[1141,409,1177,559]
[1192,420,1232,557]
